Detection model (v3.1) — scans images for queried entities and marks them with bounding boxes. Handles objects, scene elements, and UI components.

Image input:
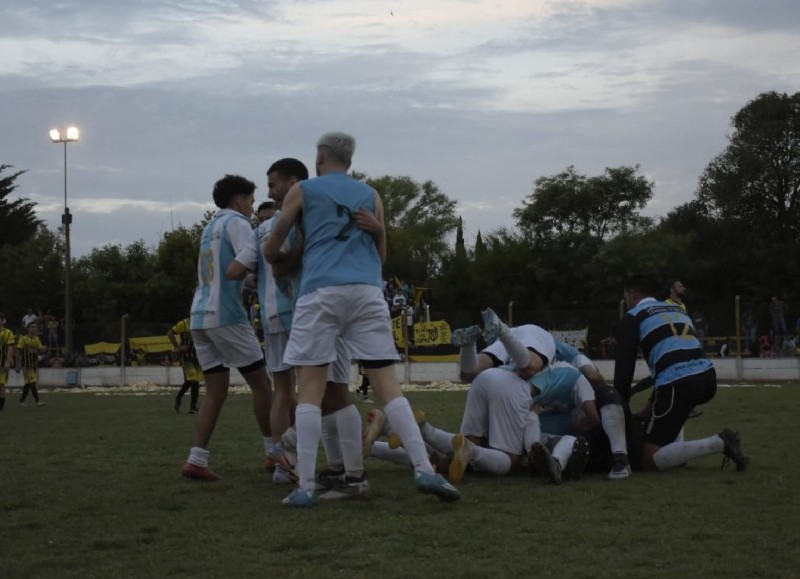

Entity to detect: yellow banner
[129,335,174,353]
[392,318,452,348]
[84,342,121,356]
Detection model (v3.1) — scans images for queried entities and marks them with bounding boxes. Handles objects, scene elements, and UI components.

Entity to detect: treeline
[1,91,798,337]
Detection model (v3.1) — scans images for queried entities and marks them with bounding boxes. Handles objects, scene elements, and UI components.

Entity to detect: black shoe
[315,468,345,492]
[563,436,590,480]
[529,442,562,485]
[719,429,748,472]
[608,452,631,479]
[188,407,198,414]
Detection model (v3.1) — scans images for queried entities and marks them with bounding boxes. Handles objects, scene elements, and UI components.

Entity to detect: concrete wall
[5,357,800,389]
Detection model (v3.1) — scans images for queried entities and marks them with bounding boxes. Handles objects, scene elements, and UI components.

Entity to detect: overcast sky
[1,0,798,257]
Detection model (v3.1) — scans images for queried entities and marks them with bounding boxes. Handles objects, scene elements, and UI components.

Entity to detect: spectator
[741,310,758,356]
[665,279,687,312]
[778,336,796,358]
[390,289,406,317]
[21,308,37,330]
[45,313,60,354]
[759,332,776,358]
[691,311,708,348]
[769,296,788,338]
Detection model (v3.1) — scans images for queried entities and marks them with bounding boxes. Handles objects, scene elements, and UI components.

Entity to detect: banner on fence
[549,328,589,350]
[392,318,452,348]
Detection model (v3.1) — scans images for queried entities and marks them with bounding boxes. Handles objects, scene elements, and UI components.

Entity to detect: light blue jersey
[554,340,580,365]
[190,209,257,330]
[298,172,382,297]
[255,212,299,334]
[530,362,592,435]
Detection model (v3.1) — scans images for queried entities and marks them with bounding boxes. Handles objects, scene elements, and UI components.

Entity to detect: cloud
[1,0,798,257]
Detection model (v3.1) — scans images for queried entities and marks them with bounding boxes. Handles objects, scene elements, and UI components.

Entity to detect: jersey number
[335,204,356,241]
[199,249,215,284]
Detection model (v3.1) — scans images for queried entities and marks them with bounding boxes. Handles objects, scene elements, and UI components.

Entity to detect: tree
[0,165,40,247]
[513,165,654,242]
[354,174,460,281]
[0,225,64,326]
[145,226,200,321]
[697,91,800,244]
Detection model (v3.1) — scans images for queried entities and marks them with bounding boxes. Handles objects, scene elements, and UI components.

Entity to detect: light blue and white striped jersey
[297,172,382,297]
[254,212,299,334]
[190,209,257,330]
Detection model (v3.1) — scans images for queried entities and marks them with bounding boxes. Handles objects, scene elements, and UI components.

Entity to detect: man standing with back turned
[265,132,460,507]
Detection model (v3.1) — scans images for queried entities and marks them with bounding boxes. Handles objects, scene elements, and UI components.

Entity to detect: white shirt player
[190,209,257,330]
[482,325,556,369]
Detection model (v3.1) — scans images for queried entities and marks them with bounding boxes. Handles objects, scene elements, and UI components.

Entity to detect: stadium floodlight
[49,125,80,358]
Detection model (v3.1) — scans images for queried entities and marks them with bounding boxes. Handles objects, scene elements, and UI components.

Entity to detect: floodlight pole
[50,127,79,358]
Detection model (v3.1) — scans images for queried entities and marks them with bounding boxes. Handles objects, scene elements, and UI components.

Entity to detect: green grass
[1,384,798,578]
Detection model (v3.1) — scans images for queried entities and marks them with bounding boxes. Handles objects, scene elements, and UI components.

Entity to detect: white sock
[384,397,434,474]
[334,404,364,477]
[421,422,456,455]
[471,446,511,476]
[674,427,685,443]
[320,413,343,471]
[295,403,322,491]
[552,435,576,469]
[281,425,297,454]
[522,412,541,453]
[370,441,413,466]
[652,435,725,471]
[500,332,531,371]
[600,404,628,456]
[187,447,210,468]
[459,343,478,374]
[263,436,272,456]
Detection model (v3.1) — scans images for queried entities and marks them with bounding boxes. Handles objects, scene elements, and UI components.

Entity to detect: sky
[1,0,799,257]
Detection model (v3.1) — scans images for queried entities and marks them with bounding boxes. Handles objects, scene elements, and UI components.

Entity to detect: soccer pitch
[1,384,797,578]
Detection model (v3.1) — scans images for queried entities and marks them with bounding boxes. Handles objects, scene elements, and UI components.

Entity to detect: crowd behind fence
[17,296,796,369]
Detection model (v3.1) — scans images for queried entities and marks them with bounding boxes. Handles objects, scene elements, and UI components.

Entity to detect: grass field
[1,383,798,579]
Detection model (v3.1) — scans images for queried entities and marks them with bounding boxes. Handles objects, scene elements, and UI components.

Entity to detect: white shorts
[284,284,399,366]
[265,331,293,373]
[459,367,532,456]
[192,324,264,371]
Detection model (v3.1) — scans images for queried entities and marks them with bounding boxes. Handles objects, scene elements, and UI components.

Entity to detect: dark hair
[266,158,309,181]
[624,274,658,297]
[212,174,256,209]
[257,201,275,213]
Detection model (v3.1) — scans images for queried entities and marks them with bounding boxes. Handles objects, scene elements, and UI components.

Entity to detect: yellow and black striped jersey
[0,328,15,367]
[170,318,196,359]
[16,335,44,369]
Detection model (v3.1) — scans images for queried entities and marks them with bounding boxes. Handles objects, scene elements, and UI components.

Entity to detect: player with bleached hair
[265,131,459,507]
